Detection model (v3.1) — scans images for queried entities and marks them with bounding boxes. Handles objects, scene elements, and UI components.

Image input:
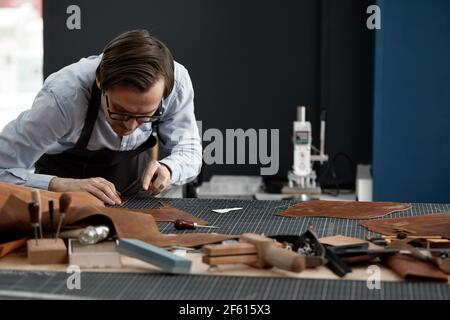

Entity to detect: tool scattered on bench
[31,189,43,239]
[270,228,327,268]
[60,225,111,245]
[55,193,71,241]
[27,202,40,245]
[367,234,449,246]
[174,219,219,230]
[271,228,400,277]
[202,233,306,272]
[270,228,353,277]
[48,200,55,237]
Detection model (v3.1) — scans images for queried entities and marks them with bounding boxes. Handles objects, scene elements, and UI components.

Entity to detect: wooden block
[202,243,257,257]
[202,254,258,265]
[27,239,67,265]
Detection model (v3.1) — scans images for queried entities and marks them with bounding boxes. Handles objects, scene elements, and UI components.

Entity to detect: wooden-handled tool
[202,233,306,273]
[174,219,219,230]
[55,193,71,241]
[31,189,43,239]
[27,202,40,245]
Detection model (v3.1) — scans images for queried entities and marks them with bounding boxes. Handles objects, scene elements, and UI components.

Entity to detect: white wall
[0,1,42,130]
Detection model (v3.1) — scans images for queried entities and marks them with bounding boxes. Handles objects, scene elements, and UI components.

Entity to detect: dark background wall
[44,0,373,187]
[372,0,450,202]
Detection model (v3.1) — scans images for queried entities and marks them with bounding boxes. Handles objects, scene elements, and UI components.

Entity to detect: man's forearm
[0,168,55,190]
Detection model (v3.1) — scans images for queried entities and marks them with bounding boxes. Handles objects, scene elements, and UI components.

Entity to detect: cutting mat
[0,196,449,300]
[0,270,449,300]
[124,195,450,238]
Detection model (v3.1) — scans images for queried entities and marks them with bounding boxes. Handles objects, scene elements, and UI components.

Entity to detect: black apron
[35,82,158,196]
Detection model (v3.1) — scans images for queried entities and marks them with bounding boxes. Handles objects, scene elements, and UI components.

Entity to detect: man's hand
[142,160,171,195]
[48,177,122,205]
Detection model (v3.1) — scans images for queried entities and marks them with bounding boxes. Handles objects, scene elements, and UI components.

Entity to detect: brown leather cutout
[360,213,450,238]
[130,201,208,225]
[0,194,236,249]
[384,254,448,282]
[68,206,236,248]
[279,200,411,220]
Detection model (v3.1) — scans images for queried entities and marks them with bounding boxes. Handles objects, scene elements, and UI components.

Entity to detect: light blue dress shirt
[0,55,202,189]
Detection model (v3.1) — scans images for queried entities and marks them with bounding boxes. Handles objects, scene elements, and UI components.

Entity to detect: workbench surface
[0,195,449,300]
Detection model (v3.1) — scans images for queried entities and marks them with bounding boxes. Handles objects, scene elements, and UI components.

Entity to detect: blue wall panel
[373,0,450,202]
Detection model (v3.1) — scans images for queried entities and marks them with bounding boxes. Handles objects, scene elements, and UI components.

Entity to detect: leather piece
[0,182,104,212]
[279,200,411,220]
[67,206,236,248]
[0,195,236,248]
[130,202,208,225]
[384,254,449,282]
[319,235,383,250]
[0,236,28,258]
[360,213,450,238]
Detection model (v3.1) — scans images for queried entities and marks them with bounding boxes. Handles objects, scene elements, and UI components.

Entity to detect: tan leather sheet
[0,182,103,212]
[130,202,208,225]
[360,213,450,238]
[279,200,411,220]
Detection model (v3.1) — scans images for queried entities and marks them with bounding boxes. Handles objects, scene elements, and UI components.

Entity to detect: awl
[174,219,219,230]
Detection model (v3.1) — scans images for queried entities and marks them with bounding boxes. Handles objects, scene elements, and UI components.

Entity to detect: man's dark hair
[96,30,174,98]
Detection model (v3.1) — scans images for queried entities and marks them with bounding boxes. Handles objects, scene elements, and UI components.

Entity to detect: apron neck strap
[75,81,102,149]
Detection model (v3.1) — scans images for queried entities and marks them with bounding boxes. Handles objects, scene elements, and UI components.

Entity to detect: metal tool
[78,225,110,245]
[174,219,219,230]
[27,202,40,245]
[55,193,71,241]
[31,189,43,239]
[285,107,328,194]
[270,228,326,268]
[270,228,397,277]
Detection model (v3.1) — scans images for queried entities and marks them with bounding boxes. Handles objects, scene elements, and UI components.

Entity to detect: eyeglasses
[104,93,163,123]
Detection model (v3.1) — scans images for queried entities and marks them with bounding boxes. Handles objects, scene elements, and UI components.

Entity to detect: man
[0,30,202,205]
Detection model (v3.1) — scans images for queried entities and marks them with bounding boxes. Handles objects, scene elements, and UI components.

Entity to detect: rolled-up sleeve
[0,88,69,189]
[158,67,202,185]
